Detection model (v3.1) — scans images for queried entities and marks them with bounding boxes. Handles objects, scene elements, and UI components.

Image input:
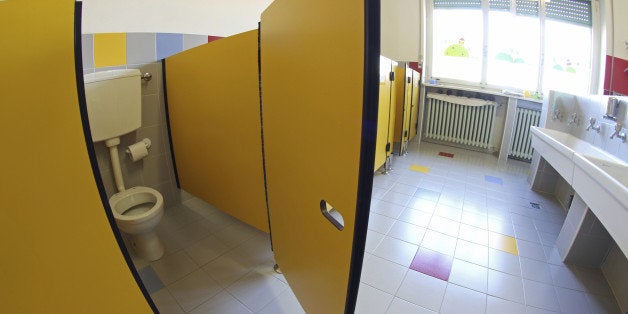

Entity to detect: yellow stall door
[261,0,379,312]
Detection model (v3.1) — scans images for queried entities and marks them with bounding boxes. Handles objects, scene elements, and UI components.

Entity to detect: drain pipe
[105,137,126,192]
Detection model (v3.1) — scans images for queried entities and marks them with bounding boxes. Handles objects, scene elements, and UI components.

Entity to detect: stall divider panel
[165,30,269,233]
[392,64,407,154]
[374,56,393,171]
[386,62,398,160]
[409,69,421,141]
[260,0,379,312]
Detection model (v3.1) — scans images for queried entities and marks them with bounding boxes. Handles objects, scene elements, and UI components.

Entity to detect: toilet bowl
[109,186,164,261]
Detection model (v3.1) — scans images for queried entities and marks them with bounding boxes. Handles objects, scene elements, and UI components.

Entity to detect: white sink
[573,154,628,256]
[529,127,591,183]
[530,126,628,256]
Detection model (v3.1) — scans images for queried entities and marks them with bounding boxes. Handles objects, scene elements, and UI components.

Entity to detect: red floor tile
[438,152,454,158]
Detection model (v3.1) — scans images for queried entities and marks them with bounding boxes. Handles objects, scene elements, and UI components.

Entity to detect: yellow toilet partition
[409,70,421,141]
[164,0,379,311]
[164,30,269,233]
[374,56,394,172]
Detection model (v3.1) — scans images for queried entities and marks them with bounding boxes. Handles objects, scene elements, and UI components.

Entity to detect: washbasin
[530,127,628,256]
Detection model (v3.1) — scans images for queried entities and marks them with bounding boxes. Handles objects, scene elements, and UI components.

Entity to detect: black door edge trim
[344,0,380,313]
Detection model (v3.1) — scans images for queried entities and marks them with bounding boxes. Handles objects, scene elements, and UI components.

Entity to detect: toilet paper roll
[126,140,149,162]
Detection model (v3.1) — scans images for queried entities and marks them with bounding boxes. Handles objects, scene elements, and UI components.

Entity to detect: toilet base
[130,231,164,261]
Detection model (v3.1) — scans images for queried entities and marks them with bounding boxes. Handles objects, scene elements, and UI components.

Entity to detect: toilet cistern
[84,69,165,261]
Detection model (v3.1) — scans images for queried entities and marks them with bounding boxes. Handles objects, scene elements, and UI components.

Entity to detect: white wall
[381,0,421,62]
[81,0,274,36]
[611,0,628,60]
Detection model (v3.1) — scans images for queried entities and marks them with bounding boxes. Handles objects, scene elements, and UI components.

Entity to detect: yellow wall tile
[94,33,126,67]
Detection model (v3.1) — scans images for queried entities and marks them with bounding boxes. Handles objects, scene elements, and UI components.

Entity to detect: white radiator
[508,107,541,161]
[424,93,497,149]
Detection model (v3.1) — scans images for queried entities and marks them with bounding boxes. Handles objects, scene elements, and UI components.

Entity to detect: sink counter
[530,127,628,257]
[572,154,628,256]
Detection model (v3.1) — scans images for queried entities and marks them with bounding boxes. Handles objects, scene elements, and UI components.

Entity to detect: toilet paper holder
[126,138,152,161]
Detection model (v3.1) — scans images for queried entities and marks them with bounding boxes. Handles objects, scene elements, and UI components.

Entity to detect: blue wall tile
[156,33,183,60]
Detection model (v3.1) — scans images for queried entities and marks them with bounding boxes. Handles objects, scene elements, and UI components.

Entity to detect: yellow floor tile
[488,232,518,255]
[410,165,430,173]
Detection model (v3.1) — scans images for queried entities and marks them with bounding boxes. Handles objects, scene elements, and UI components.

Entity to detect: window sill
[423,81,543,104]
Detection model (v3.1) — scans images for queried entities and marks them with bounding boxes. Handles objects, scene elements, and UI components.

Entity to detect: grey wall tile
[183,34,208,50]
[122,158,145,188]
[141,94,162,128]
[142,155,171,186]
[137,125,165,156]
[81,34,94,70]
[126,33,156,64]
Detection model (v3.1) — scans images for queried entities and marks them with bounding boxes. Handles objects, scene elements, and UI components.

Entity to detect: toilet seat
[109,186,163,225]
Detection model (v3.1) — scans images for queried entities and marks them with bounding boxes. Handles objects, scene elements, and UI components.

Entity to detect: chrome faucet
[610,123,626,142]
[552,108,563,121]
[567,113,579,127]
[586,117,601,133]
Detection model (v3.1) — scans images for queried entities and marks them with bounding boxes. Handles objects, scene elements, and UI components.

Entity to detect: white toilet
[84,69,165,261]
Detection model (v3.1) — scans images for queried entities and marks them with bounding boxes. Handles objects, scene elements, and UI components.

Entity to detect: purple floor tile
[484,175,503,185]
[410,247,453,281]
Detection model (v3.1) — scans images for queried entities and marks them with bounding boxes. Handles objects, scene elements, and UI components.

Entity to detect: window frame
[425,0,602,95]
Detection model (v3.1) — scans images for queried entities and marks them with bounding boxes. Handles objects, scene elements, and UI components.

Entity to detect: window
[432,7,483,83]
[428,0,596,94]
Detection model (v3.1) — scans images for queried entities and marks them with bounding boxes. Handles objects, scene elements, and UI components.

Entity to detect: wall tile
[137,125,165,156]
[143,155,171,186]
[156,33,183,60]
[183,34,208,50]
[126,33,156,64]
[81,34,94,70]
[207,36,223,43]
[128,62,161,96]
[94,33,126,67]
[141,94,162,128]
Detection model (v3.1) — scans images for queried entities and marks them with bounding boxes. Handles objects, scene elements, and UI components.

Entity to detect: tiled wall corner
[80,32,218,210]
[90,61,181,209]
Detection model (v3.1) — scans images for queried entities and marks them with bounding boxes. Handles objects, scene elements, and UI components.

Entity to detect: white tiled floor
[126,141,621,313]
[358,141,621,313]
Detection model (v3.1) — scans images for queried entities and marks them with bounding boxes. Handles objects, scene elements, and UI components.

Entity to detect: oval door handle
[320,200,344,231]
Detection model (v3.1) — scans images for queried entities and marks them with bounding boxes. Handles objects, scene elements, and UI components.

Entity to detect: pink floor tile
[410,247,454,281]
